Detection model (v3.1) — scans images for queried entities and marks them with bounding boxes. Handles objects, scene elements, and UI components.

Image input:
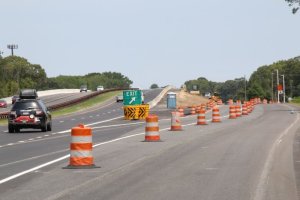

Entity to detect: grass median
[0,91,122,126]
[291,97,300,107]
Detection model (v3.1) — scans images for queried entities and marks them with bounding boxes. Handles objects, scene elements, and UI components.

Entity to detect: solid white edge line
[253,105,300,200]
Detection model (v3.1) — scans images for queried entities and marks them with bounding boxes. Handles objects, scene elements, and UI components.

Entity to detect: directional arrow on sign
[129,97,136,104]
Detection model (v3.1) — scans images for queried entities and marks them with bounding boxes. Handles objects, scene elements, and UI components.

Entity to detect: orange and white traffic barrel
[177,107,185,117]
[65,124,98,168]
[197,108,207,125]
[170,112,182,131]
[229,105,237,119]
[145,115,160,142]
[247,102,252,113]
[217,99,223,105]
[235,105,242,117]
[190,106,196,115]
[242,103,248,115]
[212,105,221,123]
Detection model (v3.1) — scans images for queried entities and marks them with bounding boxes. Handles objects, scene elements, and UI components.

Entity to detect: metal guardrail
[0,88,126,119]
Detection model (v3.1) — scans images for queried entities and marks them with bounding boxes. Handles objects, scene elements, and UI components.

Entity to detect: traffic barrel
[236,105,242,117]
[242,103,248,115]
[247,102,252,113]
[145,115,160,142]
[177,107,185,117]
[190,106,196,115]
[201,103,206,111]
[217,99,223,105]
[197,108,207,125]
[212,105,221,123]
[229,105,237,119]
[170,112,182,131]
[65,124,98,169]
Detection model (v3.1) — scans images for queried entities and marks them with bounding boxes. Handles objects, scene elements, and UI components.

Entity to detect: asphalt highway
[0,91,299,200]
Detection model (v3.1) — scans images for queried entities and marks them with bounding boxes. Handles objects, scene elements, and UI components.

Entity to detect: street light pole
[7,44,18,56]
[276,69,279,103]
[281,74,286,103]
[271,72,274,102]
[244,75,247,101]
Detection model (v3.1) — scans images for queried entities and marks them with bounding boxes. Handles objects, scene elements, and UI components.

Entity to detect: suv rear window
[12,101,40,110]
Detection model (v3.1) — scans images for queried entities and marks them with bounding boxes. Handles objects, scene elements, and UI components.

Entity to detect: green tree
[285,0,300,13]
[150,83,159,89]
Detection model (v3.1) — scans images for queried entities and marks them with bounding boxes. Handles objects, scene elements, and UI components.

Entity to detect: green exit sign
[123,90,142,105]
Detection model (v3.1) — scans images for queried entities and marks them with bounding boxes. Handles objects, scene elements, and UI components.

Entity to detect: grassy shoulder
[0,91,122,126]
[291,97,300,107]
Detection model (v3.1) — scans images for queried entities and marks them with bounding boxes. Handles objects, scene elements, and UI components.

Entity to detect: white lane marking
[92,122,144,130]
[96,114,100,117]
[71,119,76,121]
[0,149,68,168]
[112,110,116,112]
[44,135,49,137]
[60,121,64,123]
[0,155,69,185]
[28,138,34,141]
[0,121,185,184]
[0,111,233,183]
[18,141,25,143]
[36,137,42,139]
[254,106,300,200]
[7,143,13,146]
[89,116,93,118]
[81,117,85,120]
[107,112,111,114]
[205,168,218,170]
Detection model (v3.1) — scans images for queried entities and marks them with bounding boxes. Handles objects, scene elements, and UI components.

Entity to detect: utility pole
[7,44,18,56]
[276,69,279,103]
[271,72,274,102]
[281,74,286,103]
[0,51,3,59]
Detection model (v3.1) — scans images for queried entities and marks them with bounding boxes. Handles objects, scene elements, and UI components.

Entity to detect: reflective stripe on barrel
[145,115,160,141]
[69,124,94,166]
[212,106,221,122]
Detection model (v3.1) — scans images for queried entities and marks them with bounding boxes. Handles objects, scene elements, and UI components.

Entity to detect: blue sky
[1,0,300,89]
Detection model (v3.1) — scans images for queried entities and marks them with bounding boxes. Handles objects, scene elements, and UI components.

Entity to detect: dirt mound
[175,90,209,107]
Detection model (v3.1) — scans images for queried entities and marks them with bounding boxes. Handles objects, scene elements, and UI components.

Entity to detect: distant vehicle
[8,89,52,133]
[80,85,88,92]
[204,92,211,98]
[116,94,123,102]
[0,99,7,108]
[96,86,104,91]
[141,92,145,104]
[12,95,19,104]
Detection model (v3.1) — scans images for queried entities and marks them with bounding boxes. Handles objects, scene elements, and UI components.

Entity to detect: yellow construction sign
[123,104,150,120]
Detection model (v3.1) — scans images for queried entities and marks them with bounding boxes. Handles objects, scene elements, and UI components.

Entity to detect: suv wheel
[41,122,47,132]
[8,124,14,133]
[47,122,52,131]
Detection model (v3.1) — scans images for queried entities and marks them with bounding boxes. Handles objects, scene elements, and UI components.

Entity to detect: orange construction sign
[277,84,283,91]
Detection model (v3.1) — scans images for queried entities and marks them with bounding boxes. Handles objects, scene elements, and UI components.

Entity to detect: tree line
[0,56,133,98]
[185,57,300,101]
